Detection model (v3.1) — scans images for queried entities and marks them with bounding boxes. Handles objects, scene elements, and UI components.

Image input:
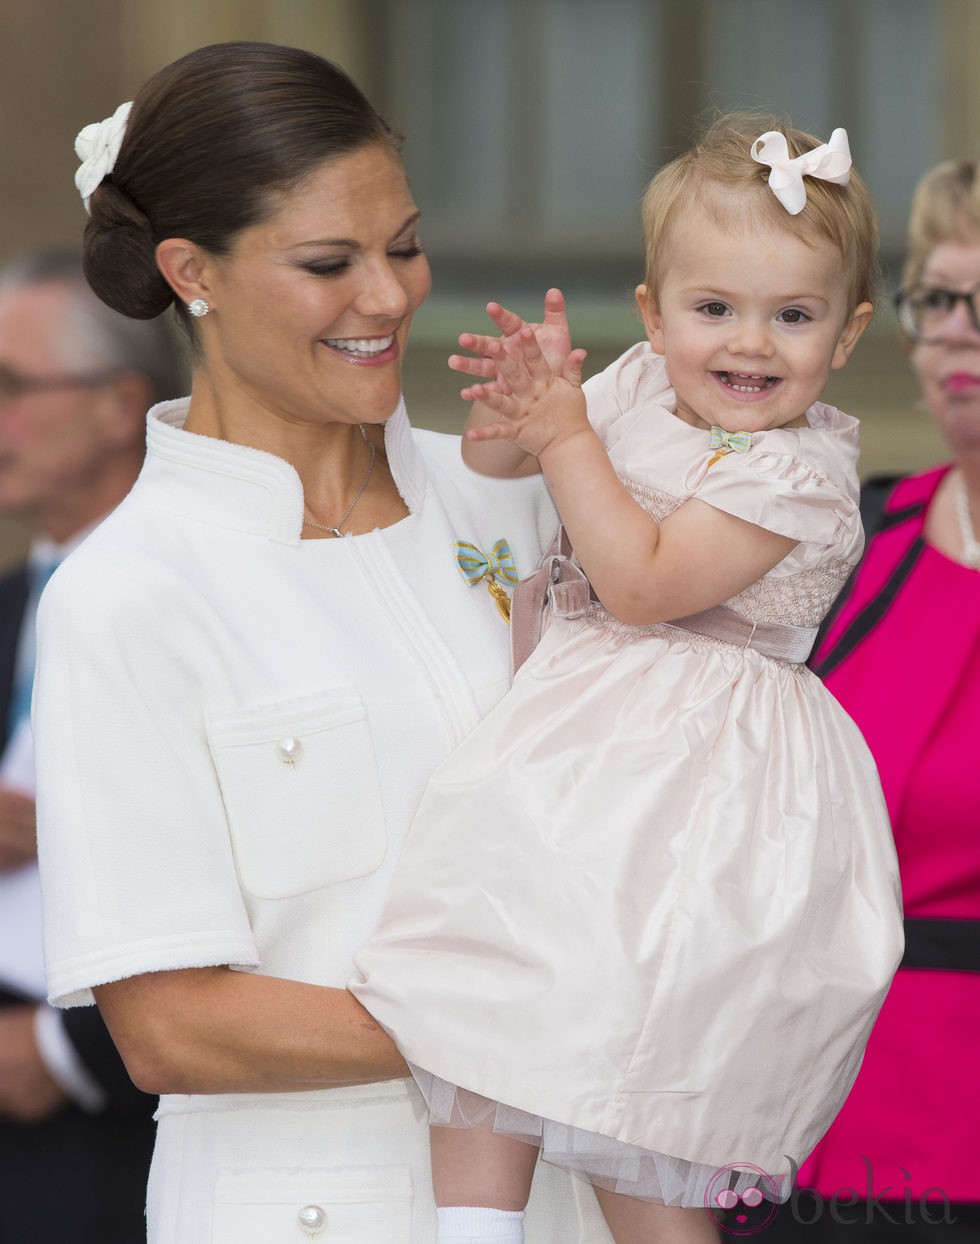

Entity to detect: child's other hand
[464,325,589,460]
[449,288,576,399]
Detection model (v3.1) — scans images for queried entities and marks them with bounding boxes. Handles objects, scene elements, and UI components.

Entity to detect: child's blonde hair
[641,112,879,313]
[901,159,980,289]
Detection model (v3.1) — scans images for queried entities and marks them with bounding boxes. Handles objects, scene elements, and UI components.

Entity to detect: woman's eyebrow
[288,211,422,252]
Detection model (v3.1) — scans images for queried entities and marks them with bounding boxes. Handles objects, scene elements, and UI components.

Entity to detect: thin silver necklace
[303,424,376,538]
[953,472,980,569]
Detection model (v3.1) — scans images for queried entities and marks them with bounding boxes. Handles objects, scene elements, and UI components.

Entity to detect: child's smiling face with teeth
[717,370,778,393]
[637,196,873,435]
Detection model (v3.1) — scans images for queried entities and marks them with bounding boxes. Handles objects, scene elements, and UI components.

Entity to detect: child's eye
[698,302,729,318]
[777,308,811,324]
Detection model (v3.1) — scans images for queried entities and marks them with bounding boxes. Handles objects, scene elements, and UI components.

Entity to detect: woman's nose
[354,260,411,319]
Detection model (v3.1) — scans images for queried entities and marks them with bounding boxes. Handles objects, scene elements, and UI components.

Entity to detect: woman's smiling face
[193,142,431,441]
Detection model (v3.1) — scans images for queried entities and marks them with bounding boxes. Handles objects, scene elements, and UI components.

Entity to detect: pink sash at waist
[511,529,818,673]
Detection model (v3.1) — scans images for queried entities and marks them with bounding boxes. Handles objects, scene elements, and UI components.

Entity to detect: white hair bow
[750,128,852,215]
[74,100,133,213]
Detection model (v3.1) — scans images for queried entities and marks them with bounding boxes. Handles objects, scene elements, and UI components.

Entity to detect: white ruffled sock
[436,1206,525,1242]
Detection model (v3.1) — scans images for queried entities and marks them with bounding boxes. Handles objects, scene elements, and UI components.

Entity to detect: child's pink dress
[351,343,904,1207]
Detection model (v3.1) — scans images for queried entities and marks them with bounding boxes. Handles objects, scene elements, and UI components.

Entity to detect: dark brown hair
[83,42,400,322]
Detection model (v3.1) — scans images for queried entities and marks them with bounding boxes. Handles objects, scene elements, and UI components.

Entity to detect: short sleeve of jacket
[690,445,862,553]
[34,554,258,1008]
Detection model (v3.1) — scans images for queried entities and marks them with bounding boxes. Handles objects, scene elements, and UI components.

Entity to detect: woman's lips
[944,372,980,394]
[321,333,398,365]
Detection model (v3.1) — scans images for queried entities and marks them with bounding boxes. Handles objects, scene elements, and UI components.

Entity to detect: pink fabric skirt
[352,616,904,1187]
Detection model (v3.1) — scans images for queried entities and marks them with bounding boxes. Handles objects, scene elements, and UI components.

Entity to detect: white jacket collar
[142,396,426,545]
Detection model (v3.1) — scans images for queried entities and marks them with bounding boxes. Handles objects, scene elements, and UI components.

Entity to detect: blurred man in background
[0,250,186,1242]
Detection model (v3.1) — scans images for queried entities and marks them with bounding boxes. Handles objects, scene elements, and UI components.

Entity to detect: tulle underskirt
[413,1068,791,1209]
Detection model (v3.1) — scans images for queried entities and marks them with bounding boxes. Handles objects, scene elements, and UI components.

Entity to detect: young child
[351,114,905,1244]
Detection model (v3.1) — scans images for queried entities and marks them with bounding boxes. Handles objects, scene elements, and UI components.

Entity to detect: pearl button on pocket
[207,689,386,898]
[277,736,300,765]
[211,1161,412,1239]
[299,1203,326,1235]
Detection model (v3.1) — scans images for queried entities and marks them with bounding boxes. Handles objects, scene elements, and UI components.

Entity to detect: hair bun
[83,181,174,319]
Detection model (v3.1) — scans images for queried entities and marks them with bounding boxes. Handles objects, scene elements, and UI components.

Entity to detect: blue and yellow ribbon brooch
[454,538,519,622]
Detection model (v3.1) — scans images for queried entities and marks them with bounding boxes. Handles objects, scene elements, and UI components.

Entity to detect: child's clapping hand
[464,322,589,462]
[449,287,581,401]
[450,287,588,462]
[450,289,588,475]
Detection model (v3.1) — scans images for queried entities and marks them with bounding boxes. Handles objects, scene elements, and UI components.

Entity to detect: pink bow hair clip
[750,128,852,215]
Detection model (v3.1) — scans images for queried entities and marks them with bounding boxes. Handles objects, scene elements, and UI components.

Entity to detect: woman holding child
[33,39,610,1244]
[35,37,903,1244]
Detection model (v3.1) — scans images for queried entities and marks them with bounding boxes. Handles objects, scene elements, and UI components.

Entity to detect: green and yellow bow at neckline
[707,425,753,468]
[455,538,519,623]
[709,426,753,454]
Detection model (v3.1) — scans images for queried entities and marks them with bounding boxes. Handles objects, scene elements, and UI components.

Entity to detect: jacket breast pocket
[211,1165,412,1242]
[207,690,387,899]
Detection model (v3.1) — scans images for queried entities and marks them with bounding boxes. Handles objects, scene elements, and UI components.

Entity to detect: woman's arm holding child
[94,968,407,1096]
[468,323,797,626]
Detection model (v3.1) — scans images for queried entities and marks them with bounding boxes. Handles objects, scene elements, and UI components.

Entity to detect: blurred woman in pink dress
[766,159,980,1241]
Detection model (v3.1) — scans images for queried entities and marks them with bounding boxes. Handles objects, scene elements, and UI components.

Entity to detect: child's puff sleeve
[687,410,864,562]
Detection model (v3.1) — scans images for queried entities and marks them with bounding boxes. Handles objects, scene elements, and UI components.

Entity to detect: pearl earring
[187,298,211,318]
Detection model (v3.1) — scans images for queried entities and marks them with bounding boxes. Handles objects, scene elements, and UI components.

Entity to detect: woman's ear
[635,284,665,356]
[155,239,215,311]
